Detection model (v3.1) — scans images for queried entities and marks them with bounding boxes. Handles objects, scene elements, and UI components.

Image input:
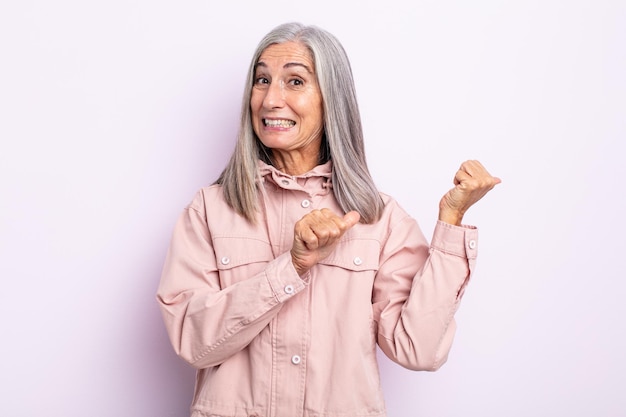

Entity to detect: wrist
[290,252,310,276]
[438,209,464,226]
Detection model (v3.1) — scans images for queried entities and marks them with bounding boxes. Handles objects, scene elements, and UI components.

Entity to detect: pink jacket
[157,161,478,417]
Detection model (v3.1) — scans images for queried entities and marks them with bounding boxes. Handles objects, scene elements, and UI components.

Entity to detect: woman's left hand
[438,160,501,226]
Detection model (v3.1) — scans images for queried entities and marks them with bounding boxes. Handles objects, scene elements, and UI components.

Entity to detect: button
[281,179,290,185]
[468,240,477,249]
[220,256,230,265]
[353,257,363,266]
[284,284,294,294]
[301,199,311,208]
[291,355,301,365]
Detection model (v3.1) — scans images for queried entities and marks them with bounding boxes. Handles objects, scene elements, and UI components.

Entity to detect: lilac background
[1,1,624,416]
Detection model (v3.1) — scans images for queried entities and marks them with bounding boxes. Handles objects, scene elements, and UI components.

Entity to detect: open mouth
[263,119,296,128]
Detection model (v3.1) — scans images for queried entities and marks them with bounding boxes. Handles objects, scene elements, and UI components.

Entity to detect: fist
[439,160,501,225]
[291,209,360,276]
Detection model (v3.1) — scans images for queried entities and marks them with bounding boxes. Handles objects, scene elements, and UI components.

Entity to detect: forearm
[375,220,477,371]
[158,252,306,369]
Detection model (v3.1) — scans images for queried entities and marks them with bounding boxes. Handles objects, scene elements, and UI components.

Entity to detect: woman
[157,22,500,417]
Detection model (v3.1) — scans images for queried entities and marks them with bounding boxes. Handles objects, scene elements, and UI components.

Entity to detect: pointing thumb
[343,211,361,228]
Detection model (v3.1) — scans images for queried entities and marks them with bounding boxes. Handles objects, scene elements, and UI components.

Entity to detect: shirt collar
[258,160,333,194]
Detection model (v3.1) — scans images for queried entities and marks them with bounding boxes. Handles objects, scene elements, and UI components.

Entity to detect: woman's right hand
[291,209,360,276]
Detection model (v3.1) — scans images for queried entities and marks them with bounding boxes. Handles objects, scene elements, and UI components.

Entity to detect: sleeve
[372,218,478,371]
[156,193,307,369]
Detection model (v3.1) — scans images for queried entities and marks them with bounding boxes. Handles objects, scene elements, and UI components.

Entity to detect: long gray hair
[216,22,384,224]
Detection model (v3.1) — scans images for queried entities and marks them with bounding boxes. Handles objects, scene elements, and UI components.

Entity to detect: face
[250,42,324,170]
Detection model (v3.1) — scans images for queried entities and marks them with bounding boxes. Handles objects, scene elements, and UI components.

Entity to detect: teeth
[264,119,295,128]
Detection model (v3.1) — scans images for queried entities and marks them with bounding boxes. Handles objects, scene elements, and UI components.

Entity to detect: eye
[289,78,304,86]
[254,76,269,85]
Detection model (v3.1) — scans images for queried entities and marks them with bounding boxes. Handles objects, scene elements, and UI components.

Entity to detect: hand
[291,209,361,276]
[438,160,501,225]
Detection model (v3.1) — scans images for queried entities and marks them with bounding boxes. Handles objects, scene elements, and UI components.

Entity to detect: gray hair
[216,22,384,224]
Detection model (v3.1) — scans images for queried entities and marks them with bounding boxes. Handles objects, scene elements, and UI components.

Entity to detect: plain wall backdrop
[1,1,624,416]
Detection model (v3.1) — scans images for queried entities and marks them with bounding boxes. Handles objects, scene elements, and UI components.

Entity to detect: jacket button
[220,256,230,265]
[301,199,311,208]
[284,285,294,294]
[291,355,301,365]
[353,257,363,266]
[468,240,477,249]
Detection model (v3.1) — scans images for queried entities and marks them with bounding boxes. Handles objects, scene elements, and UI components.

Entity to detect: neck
[271,150,320,176]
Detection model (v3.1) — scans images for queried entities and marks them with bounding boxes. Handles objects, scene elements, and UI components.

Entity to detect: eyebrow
[255,61,313,74]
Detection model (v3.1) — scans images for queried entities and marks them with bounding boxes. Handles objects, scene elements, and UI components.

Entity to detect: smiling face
[250,41,324,175]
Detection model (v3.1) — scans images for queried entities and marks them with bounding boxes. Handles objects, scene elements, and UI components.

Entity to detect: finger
[459,160,502,187]
[453,169,472,186]
[327,210,360,235]
[317,208,353,229]
[462,160,498,180]
[313,210,358,247]
[458,160,484,177]
[297,225,320,250]
[342,211,361,228]
[295,213,324,249]
[302,210,340,247]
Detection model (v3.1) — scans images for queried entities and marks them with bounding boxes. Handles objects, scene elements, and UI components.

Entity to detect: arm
[156,195,305,369]
[373,217,477,371]
[375,159,499,370]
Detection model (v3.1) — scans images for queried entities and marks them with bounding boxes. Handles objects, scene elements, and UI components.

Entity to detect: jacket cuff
[431,221,478,259]
[264,252,308,303]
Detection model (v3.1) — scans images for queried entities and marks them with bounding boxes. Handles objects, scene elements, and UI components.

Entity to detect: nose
[263,80,285,109]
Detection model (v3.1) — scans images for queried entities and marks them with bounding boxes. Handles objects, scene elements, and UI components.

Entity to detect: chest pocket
[318,238,380,272]
[213,237,274,288]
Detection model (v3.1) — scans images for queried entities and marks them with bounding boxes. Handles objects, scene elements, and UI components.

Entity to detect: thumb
[343,211,361,228]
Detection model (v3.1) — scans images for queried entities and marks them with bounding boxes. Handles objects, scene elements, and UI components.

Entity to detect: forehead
[257,42,315,70]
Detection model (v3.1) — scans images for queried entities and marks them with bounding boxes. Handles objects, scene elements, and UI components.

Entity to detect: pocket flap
[213,237,274,270]
[319,238,380,271]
